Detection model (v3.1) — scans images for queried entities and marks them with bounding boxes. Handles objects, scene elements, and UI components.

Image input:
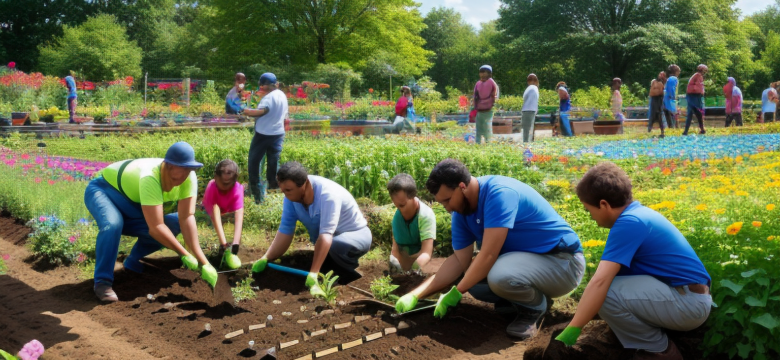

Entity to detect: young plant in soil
[370,275,400,303]
[312,271,340,306]
[231,277,257,303]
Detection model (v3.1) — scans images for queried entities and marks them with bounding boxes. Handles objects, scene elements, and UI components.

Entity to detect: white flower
[420,158,425,164]
[345,160,352,168]
[333,166,341,175]
[715,228,723,235]
[351,169,358,175]
[362,165,371,172]
[380,170,389,179]
[729,254,738,259]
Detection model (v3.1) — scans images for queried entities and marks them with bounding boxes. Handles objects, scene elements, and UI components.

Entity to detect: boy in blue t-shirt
[555,162,711,360]
[394,159,584,339]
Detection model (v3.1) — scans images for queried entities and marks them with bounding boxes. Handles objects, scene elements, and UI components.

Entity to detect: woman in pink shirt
[203,159,245,269]
[684,64,707,135]
[473,65,498,144]
[724,77,743,127]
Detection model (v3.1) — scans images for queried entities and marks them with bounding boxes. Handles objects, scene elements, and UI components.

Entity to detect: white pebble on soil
[272,300,282,305]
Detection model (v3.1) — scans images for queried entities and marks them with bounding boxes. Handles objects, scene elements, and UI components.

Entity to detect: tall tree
[421,7,481,94]
[0,0,99,71]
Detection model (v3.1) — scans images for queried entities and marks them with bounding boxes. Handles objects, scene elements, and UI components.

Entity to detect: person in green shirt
[387,174,435,273]
[84,142,216,302]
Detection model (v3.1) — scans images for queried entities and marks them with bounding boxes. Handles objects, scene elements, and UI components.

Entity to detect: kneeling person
[252,162,372,292]
[395,159,584,339]
[387,173,435,273]
[555,162,711,360]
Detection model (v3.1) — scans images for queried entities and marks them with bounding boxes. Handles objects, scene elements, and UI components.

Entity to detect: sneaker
[633,340,682,360]
[506,305,546,339]
[699,129,706,135]
[94,283,119,302]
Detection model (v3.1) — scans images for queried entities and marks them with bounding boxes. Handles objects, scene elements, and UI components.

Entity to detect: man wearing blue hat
[243,72,289,204]
[84,142,216,302]
[473,65,499,144]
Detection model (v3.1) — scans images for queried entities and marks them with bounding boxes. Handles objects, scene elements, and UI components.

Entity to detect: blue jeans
[684,94,705,134]
[248,132,284,198]
[84,177,180,286]
[559,111,573,137]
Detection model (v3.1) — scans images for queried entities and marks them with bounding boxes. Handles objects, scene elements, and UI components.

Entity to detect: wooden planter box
[12,112,30,126]
[492,118,513,134]
[571,120,595,135]
[593,121,622,135]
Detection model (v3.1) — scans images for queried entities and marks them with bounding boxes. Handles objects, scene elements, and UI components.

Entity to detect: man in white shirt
[521,74,539,143]
[244,73,289,204]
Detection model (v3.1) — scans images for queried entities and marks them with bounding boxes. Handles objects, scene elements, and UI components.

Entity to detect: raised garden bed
[593,120,622,135]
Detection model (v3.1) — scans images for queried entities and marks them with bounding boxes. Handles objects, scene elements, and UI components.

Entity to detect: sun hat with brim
[479,65,492,73]
[164,142,203,169]
[259,73,277,85]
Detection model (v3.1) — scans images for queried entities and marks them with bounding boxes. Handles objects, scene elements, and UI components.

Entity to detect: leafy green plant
[312,270,340,306]
[0,256,7,275]
[369,275,400,303]
[231,277,257,303]
[28,215,78,265]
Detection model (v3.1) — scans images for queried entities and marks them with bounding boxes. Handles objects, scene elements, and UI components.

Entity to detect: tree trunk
[317,35,326,63]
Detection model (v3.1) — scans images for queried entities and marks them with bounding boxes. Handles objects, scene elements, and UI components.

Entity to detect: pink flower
[38,216,46,222]
[8,62,15,69]
[76,253,87,263]
[34,177,41,183]
[2,254,9,261]
[17,339,44,360]
[35,156,43,164]
[21,154,30,160]
[68,236,76,243]
[48,180,55,185]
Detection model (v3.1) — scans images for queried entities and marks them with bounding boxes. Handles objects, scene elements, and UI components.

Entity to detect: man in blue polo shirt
[251,162,372,292]
[555,162,711,360]
[395,158,584,339]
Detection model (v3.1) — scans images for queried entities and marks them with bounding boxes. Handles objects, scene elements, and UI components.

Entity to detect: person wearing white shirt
[521,74,540,143]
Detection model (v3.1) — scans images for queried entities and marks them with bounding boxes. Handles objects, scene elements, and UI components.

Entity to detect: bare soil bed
[0,213,720,359]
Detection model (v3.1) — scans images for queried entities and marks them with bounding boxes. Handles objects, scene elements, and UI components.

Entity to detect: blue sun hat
[479,65,492,73]
[164,142,203,169]
[259,73,277,85]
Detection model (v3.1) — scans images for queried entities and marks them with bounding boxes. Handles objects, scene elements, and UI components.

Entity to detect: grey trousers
[327,226,372,270]
[522,111,536,143]
[469,251,586,307]
[599,275,712,352]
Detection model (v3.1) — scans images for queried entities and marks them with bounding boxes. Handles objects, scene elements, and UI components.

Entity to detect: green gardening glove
[395,293,418,313]
[201,263,218,288]
[181,254,199,271]
[251,256,268,273]
[433,286,462,318]
[555,326,582,346]
[222,251,242,270]
[305,272,319,288]
[310,283,327,298]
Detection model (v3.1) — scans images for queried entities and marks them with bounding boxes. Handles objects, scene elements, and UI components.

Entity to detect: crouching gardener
[555,162,711,360]
[387,173,436,273]
[252,162,372,293]
[395,159,584,339]
[84,142,217,302]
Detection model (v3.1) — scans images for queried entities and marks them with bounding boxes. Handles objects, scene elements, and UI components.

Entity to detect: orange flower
[753,221,762,228]
[769,236,776,241]
[662,168,672,176]
[695,204,707,211]
[368,88,374,93]
[726,222,743,235]
[768,204,776,211]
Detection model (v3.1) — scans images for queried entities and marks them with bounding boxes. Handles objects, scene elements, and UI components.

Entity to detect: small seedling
[232,277,257,303]
[311,270,340,306]
[369,275,399,303]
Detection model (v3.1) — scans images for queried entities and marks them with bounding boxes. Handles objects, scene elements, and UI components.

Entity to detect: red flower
[8,62,15,69]
[368,88,374,94]
[48,180,55,185]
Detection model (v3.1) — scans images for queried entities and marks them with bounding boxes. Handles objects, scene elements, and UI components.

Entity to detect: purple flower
[35,156,43,164]
[78,218,89,225]
[17,339,44,360]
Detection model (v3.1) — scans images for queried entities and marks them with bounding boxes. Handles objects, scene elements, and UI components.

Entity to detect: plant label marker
[297,320,309,324]
[319,309,335,316]
[314,346,339,358]
[294,354,313,360]
[384,327,397,335]
[279,339,299,349]
[333,322,352,330]
[340,338,363,350]
[311,329,328,337]
[225,329,244,339]
[354,315,372,323]
[363,332,383,342]
[249,323,266,331]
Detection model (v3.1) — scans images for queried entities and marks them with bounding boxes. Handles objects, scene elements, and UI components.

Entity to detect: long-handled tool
[217,262,309,278]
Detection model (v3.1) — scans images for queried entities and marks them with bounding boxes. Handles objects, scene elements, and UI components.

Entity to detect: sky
[418,0,774,29]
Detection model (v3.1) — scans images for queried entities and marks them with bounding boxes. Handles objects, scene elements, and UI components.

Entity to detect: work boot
[506,304,546,339]
[633,339,682,360]
[94,283,119,302]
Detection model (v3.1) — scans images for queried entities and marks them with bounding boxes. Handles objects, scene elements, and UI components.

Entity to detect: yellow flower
[715,208,726,215]
[768,204,776,211]
[726,222,743,235]
[695,204,707,211]
[679,184,689,191]
[546,180,570,189]
[753,221,762,228]
[649,201,676,211]
[735,190,749,196]
[769,236,776,241]
[582,240,606,248]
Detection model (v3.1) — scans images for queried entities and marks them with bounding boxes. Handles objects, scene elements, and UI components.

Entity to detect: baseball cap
[479,65,492,73]
[164,142,203,169]
[259,73,277,85]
